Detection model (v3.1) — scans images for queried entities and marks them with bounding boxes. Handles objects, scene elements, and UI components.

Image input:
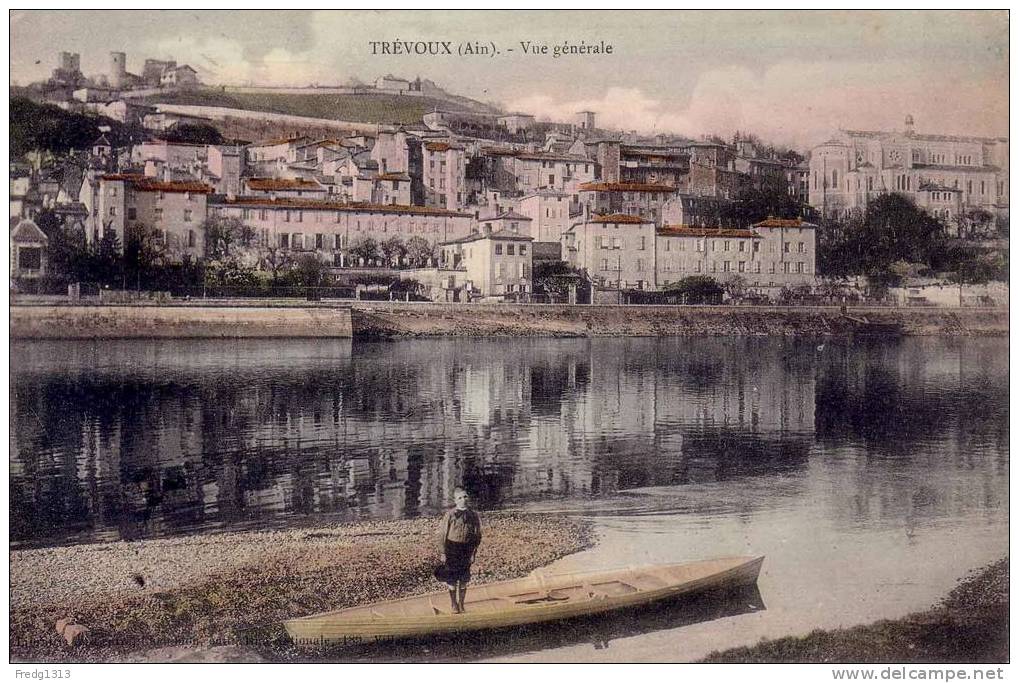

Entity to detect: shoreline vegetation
[700,559,1009,664]
[10,514,594,663]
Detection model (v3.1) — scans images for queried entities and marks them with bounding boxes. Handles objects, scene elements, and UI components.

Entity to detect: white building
[438,228,534,298]
[809,116,1008,231]
[564,214,657,291]
[517,190,573,242]
[423,141,466,211]
[208,197,474,266]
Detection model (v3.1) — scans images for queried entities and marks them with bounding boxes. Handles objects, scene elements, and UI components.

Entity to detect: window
[636,259,645,272]
[695,261,701,273]
[696,239,705,253]
[738,261,745,273]
[260,209,269,221]
[724,240,730,251]
[769,262,775,273]
[798,242,805,253]
[796,262,804,274]
[18,247,41,270]
[496,262,504,278]
[316,234,324,249]
[738,241,745,252]
[601,258,609,271]
[184,209,193,222]
[188,230,196,248]
[783,242,790,253]
[665,240,670,252]
[518,263,525,278]
[495,243,503,255]
[154,208,163,220]
[519,245,527,255]
[335,235,342,249]
[128,208,137,220]
[613,237,622,250]
[507,244,515,255]
[755,262,761,273]
[280,233,290,248]
[109,206,117,217]
[293,233,303,250]
[723,261,730,272]
[753,242,760,252]
[639,236,646,250]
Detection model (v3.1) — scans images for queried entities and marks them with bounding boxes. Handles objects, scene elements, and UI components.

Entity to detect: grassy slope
[140,89,496,125]
[700,559,1009,664]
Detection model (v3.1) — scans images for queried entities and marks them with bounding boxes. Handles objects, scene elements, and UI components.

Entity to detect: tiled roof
[482,147,523,156]
[11,218,48,243]
[913,163,1001,173]
[376,172,411,181]
[425,142,460,152]
[658,225,761,238]
[245,178,323,191]
[492,211,532,221]
[439,229,534,245]
[579,182,677,193]
[752,218,817,229]
[249,135,311,147]
[589,214,650,224]
[102,174,214,194]
[515,152,590,163]
[131,179,215,194]
[843,129,1006,144]
[211,195,471,217]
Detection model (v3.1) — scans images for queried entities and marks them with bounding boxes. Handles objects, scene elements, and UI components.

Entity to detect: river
[9,337,1008,661]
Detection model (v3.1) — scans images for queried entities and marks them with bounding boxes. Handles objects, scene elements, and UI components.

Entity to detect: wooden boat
[284,555,764,646]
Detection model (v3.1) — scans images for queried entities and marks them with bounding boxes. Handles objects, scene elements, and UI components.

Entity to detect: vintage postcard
[7,9,1009,674]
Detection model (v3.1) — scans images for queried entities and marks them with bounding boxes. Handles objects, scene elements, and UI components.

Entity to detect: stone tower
[109,51,127,88]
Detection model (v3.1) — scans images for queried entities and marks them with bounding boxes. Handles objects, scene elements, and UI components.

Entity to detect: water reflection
[9,337,1008,548]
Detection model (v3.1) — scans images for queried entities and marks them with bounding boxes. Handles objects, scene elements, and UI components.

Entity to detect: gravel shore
[10,513,594,663]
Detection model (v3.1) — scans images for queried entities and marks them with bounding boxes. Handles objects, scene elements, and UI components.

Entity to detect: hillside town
[10,49,1010,306]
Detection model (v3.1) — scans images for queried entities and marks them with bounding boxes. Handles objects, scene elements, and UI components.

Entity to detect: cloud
[153,35,328,86]
[507,59,1008,150]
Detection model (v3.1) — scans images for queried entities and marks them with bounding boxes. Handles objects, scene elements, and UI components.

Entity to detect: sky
[9,10,1009,150]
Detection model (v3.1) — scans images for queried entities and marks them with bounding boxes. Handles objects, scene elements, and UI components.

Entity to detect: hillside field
[140,89,497,125]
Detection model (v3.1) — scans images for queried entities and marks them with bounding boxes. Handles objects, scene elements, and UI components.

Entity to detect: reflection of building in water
[10,338,861,547]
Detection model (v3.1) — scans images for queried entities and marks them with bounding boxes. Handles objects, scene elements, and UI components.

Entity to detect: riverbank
[10,513,594,663]
[700,558,1008,663]
[9,301,1009,339]
[352,303,1008,338]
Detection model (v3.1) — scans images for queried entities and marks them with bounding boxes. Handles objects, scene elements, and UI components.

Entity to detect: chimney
[904,114,915,136]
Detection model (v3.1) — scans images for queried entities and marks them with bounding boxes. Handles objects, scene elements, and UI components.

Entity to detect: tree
[663,275,723,304]
[204,215,254,260]
[817,194,946,279]
[293,253,326,287]
[721,275,749,302]
[161,122,225,146]
[88,231,123,287]
[721,185,806,228]
[260,245,293,285]
[404,236,435,267]
[378,236,407,268]
[124,224,169,289]
[533,262,586,299]
[349,236,379,266]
